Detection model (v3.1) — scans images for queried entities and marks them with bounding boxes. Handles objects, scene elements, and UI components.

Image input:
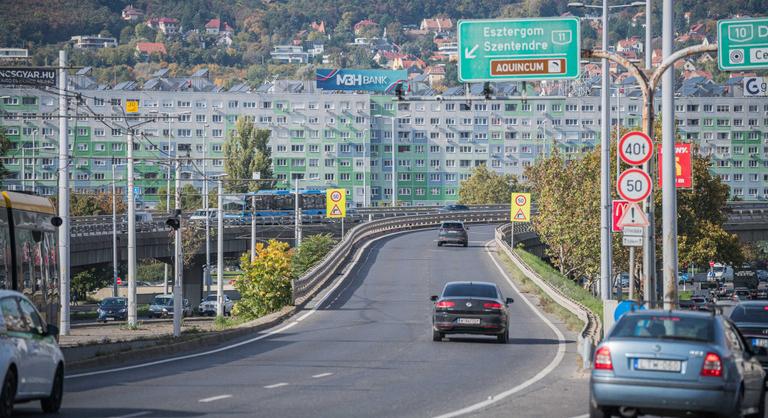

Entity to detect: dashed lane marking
[264,382,289,389]
[198,394,232,403]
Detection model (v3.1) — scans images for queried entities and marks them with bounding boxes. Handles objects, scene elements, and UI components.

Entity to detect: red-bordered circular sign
[514,194,527,207]
[617,168,652,202]
[618,131,653,166]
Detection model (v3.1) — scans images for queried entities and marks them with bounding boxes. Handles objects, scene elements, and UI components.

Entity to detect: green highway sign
[457,17,580,82]
[718,17,768,71]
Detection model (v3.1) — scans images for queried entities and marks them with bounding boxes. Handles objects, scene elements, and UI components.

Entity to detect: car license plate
[456,318,481,325]
[634,358,682,372]
[752,338,768,348]
[106,317,115,321]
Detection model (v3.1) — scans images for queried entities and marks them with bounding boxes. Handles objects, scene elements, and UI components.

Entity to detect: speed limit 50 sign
[617,168,652,202]
[618,131,653,166]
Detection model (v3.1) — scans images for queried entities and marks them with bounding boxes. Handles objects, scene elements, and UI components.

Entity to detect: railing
[291,209,509,306]
[494,223,601,368]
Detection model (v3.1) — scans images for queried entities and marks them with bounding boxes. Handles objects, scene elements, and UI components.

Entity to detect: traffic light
[166,209,181,230]
[394,83,405,101]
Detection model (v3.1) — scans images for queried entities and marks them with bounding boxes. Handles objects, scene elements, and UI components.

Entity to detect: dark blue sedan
[590,310,765,418]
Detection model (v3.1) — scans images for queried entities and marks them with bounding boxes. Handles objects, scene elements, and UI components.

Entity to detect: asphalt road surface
[22,226,587,418]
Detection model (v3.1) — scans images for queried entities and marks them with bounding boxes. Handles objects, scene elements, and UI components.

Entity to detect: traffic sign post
[617,168,652,203]
[618,131,653,166]
[458,17,580,82]
[616,201,649,229]
[326,189,346,218]
[718,18,768,71]
[510,192,531,248]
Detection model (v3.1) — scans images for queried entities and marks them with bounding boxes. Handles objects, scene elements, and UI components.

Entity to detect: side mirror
[430,295,439,302]
[506,297,514,305]
[46,323,59,337]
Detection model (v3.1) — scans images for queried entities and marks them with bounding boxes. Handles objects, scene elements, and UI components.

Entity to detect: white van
[708,263,734,281]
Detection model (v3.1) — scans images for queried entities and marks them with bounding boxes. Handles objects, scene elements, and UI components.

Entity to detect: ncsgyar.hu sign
[316,69,407,92]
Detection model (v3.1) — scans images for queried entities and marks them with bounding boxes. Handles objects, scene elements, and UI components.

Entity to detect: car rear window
[610,315,714,342]
[443,284,497,299]
[441,222,464,230]
[730,306,768,323]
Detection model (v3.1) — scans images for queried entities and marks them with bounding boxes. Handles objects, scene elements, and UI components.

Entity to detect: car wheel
[497,328,509,344]
[463,241,468,247]
[0,368,16,418]
[432,329,443,342]
[437,241,443,247]
[40,365,63,414]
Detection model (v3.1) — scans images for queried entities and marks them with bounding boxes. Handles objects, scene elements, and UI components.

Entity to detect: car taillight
[435,301,455,308]
[701,352,722,377]
[483,302,503,309]
[594,346,613,370]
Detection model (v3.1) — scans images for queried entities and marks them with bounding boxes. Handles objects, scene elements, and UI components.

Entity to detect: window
[0,297,29,333]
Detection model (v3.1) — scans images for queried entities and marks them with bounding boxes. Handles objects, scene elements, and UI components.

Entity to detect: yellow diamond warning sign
[511,192,531,223]
[326,188,346,218]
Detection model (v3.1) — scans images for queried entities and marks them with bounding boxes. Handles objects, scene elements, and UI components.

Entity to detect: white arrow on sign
[464,45,479,59]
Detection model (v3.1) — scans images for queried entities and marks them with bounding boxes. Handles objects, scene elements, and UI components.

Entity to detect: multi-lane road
[24,226,589,418]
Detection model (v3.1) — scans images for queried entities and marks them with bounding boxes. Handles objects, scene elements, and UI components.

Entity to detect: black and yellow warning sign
[326,188,346,218]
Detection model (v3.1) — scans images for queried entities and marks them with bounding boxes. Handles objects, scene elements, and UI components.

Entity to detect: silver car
[0,291,64,417]
[198,294,234,316]
[590,310,765,418]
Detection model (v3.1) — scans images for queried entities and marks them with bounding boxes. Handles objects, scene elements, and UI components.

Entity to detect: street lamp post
[216,176,225,318]
[569,0,646,302]
[203,124,211,297]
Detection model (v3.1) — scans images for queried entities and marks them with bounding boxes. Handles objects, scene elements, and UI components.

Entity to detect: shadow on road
[12,407,205,417]
[445,336,574,345]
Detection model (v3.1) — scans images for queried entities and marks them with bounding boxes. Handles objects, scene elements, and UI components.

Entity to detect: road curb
[64,305,299,372]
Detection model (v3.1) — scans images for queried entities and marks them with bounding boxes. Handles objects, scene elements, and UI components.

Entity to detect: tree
[232,240,293,318]
[292,234,336,277]
[71,265,112,301]
[156,184,204,212]
[223,116,273,193]
[69,192,127,216]
[458,165,522,205]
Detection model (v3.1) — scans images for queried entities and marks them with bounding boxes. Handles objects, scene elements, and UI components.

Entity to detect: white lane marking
[108,412,150,418]
[568,415,589,418]
[67,231,411,380]
[433,241,568,418]
[264,382,289,389]
[312,372,334,378]
[198,394,232,403]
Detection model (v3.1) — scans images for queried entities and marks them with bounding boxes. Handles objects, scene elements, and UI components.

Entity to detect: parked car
[147,295,191,318]
[0,291,64,416]
[430,281,513,343]
[96,297,127,322]
[198,294,234,316]
[590,309,765,418]
[708,264,735,282]
[730,301,768,372]
[734,287,752,301]
[756,270,768,282]
[437,221,469,247]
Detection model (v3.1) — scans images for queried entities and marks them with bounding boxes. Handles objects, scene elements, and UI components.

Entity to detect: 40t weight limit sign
[617,168,652,202]
[619,131,653,166]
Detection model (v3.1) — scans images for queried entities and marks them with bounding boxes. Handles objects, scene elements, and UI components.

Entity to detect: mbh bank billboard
[316,69,407,92]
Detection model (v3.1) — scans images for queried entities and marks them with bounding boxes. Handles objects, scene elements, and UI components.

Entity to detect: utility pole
[250,195,257,263]
[173,159,183,337]
[642,0,657,306]
[58,50,70,336]
[216,177,224,317]
[661,0,678,309]
[127,128,137,327]
[294,177,302,247]
[112,164,119,298]
[600,0,613,301]
[203,129,211,297]
[390,117,396,206]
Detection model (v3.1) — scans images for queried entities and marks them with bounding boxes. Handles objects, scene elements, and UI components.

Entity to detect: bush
[232,240,293,319]
[292,234,336,277]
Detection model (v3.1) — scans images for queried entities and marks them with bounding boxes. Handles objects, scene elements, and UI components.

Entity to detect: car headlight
[97,308,103,314]
[162,308,168,312]
[119,308,127,313]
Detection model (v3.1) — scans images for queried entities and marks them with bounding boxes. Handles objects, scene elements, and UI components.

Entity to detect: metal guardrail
[494,223,601,368]
[291,210,510,306]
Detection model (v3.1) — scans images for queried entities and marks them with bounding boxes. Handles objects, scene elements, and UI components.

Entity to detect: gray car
[590,310,765,418]
[437,221,468,247]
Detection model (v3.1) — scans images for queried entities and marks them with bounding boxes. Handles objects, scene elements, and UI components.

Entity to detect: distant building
[147,18,179,35]
[616,37,643,54]
[122,5,143,22]
[135,42,167,57]
[420,18,453,34]
[354,19,378,36]
[270,45,309,63]
[310,21,326,34]
[205,18,234,36]
[0,48,28,58]
[71,35,118,49]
